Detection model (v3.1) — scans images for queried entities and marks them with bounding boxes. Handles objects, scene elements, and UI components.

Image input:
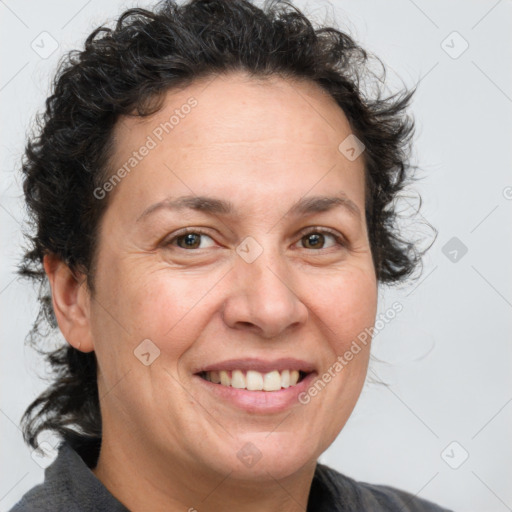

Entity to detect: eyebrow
[136,193,362,222]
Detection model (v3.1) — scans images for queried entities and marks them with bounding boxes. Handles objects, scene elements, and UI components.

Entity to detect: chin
[218,432,322,482]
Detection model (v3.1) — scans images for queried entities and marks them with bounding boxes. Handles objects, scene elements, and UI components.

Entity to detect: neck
[92,430,318,512]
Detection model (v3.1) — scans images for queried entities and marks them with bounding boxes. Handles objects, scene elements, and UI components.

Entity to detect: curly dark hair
[17,0,428,465]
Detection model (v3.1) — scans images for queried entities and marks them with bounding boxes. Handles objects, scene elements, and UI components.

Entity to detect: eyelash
[163,227,347,252]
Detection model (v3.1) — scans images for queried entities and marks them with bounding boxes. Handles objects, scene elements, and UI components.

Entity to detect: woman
[10,0,450,510]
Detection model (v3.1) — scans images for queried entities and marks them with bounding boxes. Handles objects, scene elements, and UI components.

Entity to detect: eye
[297,228,346,250]
[164,229,216,250]
[163,227,347,252]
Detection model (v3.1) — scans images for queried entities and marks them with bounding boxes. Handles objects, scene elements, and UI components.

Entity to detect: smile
[198,369,309,391]
[192,358,317,412]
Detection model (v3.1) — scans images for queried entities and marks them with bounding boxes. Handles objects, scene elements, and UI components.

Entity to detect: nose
[221,245,309,339]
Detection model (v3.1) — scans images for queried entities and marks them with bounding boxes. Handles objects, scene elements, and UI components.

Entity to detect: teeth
[281,369,290,388]
[220,370,230,386]
[263,370,281,391]
[246,370,263,390]
[231,370,246,389]
[202,369,306,391]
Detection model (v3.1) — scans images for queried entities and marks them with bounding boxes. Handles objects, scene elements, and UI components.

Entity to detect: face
[87,72,377,483]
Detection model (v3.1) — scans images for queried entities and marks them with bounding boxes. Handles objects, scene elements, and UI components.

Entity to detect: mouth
[196,369,310,391]
[192,358,316,412]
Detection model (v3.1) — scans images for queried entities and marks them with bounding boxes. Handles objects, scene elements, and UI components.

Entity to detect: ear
[43,254,95,353]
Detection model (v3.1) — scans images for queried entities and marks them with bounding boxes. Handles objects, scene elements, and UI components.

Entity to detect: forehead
[106,72,365,218]
[112,71,357,160]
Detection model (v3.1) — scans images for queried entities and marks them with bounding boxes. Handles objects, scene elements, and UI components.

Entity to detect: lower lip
[194,372,318,414]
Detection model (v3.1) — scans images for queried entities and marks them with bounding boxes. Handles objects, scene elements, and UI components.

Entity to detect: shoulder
[7,472,83,512]
[8,480,68,512]
[8,443,81,512]
[310,463,454,512]
[8,441,128,512]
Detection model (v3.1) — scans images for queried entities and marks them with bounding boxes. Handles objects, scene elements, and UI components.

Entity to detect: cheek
[314,265,377,350]
[110,268,214,359]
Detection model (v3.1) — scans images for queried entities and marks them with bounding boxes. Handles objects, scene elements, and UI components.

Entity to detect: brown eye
[178,233,202,249]
[165,230,216,250]
[302,232,325,249]
[298,229,345,250]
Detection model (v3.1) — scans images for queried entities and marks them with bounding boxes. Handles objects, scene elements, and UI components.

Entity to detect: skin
[44,71,378,512]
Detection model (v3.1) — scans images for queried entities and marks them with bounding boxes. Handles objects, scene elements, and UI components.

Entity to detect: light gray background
[1,1,511,511]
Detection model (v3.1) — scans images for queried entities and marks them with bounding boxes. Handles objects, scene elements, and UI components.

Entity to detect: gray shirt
[9,440,453,511]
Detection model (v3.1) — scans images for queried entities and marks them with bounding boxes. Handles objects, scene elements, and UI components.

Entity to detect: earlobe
[43,254,95,353]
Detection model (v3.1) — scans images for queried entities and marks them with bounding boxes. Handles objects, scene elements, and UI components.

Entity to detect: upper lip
[193,358,316,374]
